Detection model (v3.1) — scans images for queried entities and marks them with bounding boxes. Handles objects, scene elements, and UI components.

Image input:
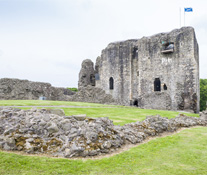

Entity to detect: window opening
[163,84,167,90]
[90,74,95,86]
[161,42,174,54]
[132,47,138,59]
[154,78,161,91]
[95,73,100,80]
[109,77,114,90]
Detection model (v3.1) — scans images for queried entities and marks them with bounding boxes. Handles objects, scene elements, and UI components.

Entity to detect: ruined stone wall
[93,27,199,113]
[137,27,199,112]
[68,85,117,104]
[0,78,117,104]
[0,78,74,101]
[95,40,138,105]
[78,59,95,88]
[1,107,207,158]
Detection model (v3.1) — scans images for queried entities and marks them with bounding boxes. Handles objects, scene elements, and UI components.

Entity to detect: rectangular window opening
[132,47,138,59]
[161,42,174,54]
[95,73,100,80]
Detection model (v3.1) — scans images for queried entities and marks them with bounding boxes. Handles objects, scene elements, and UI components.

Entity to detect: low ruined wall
[69,85,117,105]
[0,78,74,101]
[0,78,116,104]
[0,107,207,158]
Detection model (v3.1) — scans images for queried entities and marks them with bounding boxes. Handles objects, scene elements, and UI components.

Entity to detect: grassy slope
[1,127,207,175]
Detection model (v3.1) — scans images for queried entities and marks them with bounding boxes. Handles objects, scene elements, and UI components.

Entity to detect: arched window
[154,78,161,91]
[109,77,114,90]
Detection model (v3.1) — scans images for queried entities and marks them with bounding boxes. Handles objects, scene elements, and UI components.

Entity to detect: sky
[0,0,206,88]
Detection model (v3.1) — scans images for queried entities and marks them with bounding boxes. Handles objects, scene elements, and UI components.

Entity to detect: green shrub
[200,79,207,111]
[67,87,78,92]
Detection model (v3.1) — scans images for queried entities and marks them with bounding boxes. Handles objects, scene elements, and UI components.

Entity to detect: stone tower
[79,27,200,113]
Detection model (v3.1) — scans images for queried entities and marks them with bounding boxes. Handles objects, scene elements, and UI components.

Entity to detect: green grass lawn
[62,108,199,125]
[0,100,198,126]
[0,100,205,174]
[17,107,199,126]
[18,107,199,126]
[0,100,118,107]
[1,127,207,175]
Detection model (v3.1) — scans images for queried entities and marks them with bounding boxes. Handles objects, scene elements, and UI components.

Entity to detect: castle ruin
[79,27,200,113]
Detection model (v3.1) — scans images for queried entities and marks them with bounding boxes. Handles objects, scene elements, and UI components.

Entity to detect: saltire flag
[184,8,193,12]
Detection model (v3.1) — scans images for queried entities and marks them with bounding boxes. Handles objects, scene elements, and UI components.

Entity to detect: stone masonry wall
[92,27,199,113]
[0,107,207,158]
[0,78,74,101]
[0,78,117,105]
[78,59,95,88]
[68,85,117,104]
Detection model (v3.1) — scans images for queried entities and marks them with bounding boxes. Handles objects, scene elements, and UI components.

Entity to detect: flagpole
[180,7,181,27]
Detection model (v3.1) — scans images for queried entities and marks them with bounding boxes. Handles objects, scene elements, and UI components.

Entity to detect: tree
[200,79,207,111]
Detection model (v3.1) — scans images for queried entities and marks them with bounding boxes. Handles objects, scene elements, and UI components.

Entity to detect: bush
[67,87,78,92]
[200,79,207,111]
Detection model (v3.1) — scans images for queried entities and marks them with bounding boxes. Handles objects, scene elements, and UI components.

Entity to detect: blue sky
[0,0,206,87]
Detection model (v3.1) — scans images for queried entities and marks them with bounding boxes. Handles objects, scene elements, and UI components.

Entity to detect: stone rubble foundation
[0,107,207,158]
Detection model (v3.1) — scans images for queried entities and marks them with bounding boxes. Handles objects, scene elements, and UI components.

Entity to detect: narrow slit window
[163,84,167,90]
[109,77,114,90]
[132,47,138,59]
[90,74,95,86]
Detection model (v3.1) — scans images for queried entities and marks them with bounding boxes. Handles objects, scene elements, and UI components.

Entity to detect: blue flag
[184,8,193,12]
